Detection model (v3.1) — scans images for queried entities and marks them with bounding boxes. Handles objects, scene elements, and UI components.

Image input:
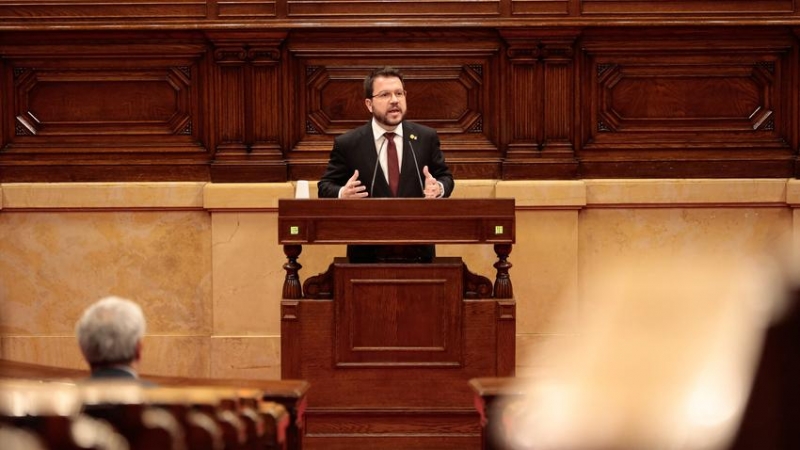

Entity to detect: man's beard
[374,109,404,127]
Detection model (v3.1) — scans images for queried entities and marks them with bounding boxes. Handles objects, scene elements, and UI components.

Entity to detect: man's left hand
[422,166,441,198]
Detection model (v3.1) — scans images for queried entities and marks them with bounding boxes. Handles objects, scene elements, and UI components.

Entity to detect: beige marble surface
[211,212,283,336]
[497,180,586,208]
[210,336,281,380]
[578,207,791,343]
[0,336,86,371]
[0,210,212,335]
[0,335,211,378]
[585,178,788,206]
[1,182,205,209]
[204,183,292,209]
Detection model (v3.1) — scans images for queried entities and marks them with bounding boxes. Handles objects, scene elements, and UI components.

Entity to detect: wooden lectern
[278,198,516,450]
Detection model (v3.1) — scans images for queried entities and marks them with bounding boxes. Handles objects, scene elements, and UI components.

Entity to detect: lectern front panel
[334,258,463,367]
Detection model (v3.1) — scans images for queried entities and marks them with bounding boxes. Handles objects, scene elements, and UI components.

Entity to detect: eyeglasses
[371,90,407,101]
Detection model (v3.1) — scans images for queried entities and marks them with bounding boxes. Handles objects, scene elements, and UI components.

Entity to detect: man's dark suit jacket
[317,120,454,262]
[89,366,156,386]
[90,366,138,380]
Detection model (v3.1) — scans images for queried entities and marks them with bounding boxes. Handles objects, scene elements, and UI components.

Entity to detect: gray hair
[75,296,146,366]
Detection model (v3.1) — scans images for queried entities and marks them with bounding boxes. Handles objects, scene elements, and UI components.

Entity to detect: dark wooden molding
[2,1,800,25]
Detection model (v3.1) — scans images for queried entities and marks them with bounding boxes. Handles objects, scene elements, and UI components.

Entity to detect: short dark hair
[364,66,404,99]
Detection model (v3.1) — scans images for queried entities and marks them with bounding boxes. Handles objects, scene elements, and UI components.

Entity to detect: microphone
[404,125,425,195]
[370,136,388,197]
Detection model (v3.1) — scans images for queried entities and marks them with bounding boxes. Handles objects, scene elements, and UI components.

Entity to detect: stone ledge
[0,182,206,210]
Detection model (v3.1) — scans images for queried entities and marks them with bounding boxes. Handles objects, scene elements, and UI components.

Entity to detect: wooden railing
[0,359,309,450]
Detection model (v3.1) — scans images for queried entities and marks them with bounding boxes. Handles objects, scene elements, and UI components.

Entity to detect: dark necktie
[384,132,400,196]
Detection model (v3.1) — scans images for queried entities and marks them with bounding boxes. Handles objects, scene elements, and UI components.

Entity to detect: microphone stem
[370,137,387,197]
[407,139,425,195]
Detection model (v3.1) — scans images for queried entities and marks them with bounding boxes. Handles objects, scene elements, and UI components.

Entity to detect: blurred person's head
[75,296,146,370]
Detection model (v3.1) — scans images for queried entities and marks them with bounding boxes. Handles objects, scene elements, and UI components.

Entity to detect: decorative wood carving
[492,243,514,299]
[303,264,334,299]
[0,33,212,181]
[501,28,580,179]
[580,0,795,15]
[464,264,494,299]
[282,244,303,300]
[207,31,288,182]
[1,15,800,180]
[578,27,795,177]
[13,67,193,138]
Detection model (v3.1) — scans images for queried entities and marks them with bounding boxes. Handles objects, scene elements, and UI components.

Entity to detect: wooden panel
[578,28,795,177]
[217,0,276,18]
[335,261,463,366]
[0,34,212,181]
[286,0,500,17]
[0,0,207,20]
[282,295,507,407]
[304,410,479,450]
[1,25,799,181]
[501,28,580,179]
[511,0,570,15]
[13,68,192,141]
[597,65,770,132]
[305,410,478,435]
[580,0,795,14]
[206,31,288,182]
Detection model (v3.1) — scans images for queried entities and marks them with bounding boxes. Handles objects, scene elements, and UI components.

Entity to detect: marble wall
[1,179,797,380]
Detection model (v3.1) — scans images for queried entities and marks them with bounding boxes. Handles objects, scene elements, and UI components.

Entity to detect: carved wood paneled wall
[1,1,799,181]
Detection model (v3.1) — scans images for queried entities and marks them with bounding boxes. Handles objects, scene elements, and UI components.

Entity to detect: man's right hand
[341,170,368,198]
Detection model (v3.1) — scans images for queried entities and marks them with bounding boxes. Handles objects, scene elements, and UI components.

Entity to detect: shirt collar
[371,119,403,141]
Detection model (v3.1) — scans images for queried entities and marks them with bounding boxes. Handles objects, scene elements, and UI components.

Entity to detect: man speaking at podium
[317,66,454,263]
